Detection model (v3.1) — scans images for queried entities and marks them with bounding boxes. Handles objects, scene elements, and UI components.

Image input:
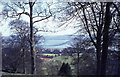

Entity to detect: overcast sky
[0,2,82,37]
[0,2,82,49]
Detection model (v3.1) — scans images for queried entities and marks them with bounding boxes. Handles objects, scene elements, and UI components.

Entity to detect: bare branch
[80,3,97,48]
[113,3,120,16]
[32,0,37,7]
[89,3,99,28]
[33,15,52,24]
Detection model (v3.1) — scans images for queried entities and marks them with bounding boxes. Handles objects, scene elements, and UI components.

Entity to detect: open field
[42,56,76,75]
[50,56,74,64]
[40,54,58,56]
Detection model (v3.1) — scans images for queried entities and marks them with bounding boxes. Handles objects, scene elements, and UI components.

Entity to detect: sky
[0,2,81,36]
[0,2,82,49]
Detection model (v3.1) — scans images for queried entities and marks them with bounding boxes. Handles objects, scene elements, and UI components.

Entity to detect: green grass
[49,56,75,70]
[40,55,76,75]
[51,56,73,64]
[40,54,58,56]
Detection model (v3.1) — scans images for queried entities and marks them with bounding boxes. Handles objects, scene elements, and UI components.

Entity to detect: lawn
[51,56,74,64]
[40,53,58,57]
[39,55,76,75]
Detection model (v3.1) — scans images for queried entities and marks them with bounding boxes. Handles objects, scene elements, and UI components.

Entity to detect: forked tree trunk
[101,2,112,75]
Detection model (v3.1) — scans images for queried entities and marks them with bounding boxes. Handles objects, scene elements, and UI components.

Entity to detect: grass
[51,56,74,64]
[48,56,75,74]
[40,54,58,57]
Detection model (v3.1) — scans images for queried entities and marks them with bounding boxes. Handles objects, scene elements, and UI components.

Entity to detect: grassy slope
[50,56,73,64]
[40,54,58,56]
[47,55,76,75]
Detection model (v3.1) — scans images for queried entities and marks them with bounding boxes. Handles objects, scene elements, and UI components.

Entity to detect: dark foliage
[58,62,72,76]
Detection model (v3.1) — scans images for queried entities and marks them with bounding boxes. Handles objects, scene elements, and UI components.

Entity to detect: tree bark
[29,2,36,74]
[96,28,101,75]
[22,47,26,74]
[118,51,120,77]
[118,39,120,77]
[77,48,80,77]
[101,2,112,75]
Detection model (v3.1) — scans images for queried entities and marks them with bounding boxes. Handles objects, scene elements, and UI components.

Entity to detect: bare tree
[65,2,119,75]
[67,2,105,75]
[2,35,25,73]
[9,19,30,73]
[73,37,92,76]
[101,2,112,75]
[1,1,52,74]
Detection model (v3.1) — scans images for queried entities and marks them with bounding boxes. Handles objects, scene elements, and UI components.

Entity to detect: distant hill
[2,34,86,49]
[42,35,85,49]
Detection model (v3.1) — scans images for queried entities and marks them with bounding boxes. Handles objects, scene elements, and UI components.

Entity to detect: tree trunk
[22,48,26,74]
[96,29,101,75]
[77,48,80,77]
[96,9,103,75]
[101,2,112,75]
[0,33,2,76]
[118,51,120,77]
[118,40,120,77]
[29,2,36,74]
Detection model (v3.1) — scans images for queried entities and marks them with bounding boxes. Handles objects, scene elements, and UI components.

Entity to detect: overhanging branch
[33,15,52,24]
